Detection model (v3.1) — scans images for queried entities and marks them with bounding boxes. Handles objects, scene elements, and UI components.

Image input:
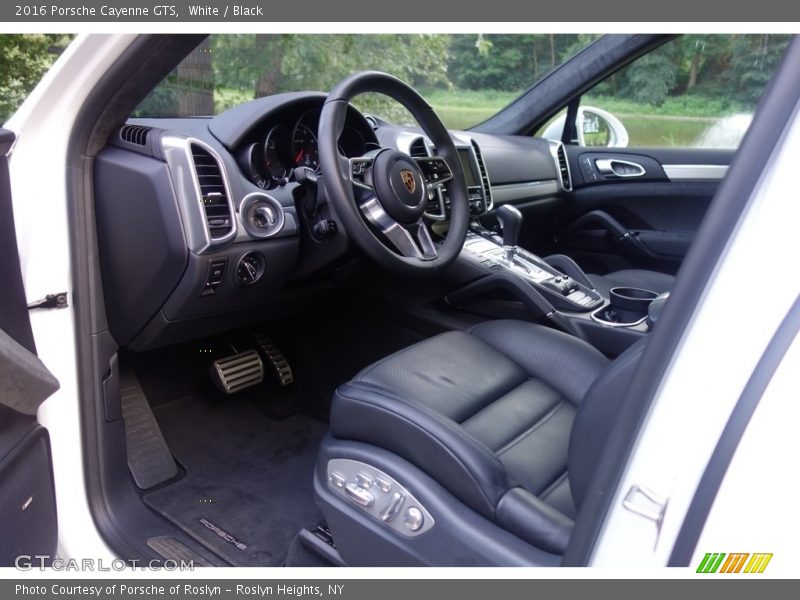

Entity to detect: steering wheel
[318,71,470,275]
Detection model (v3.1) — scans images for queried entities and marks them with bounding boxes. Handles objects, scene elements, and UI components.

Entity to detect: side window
[541,34,791,149]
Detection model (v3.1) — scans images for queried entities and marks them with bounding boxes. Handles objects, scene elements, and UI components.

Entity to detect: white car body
[4,33,799,574]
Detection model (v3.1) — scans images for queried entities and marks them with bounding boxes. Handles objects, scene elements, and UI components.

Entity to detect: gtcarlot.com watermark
[14,555,194,571]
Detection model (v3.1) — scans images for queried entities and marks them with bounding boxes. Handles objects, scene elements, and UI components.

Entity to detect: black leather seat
[588,269,675,296]
[319,319,645,562]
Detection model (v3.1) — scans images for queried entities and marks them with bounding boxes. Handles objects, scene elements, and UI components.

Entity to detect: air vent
[555,143,572,191]
[190,144,234,239]
[409,137,429,158]
[471,140,493,210]
[364,115,379,130]
[119,125,151,146]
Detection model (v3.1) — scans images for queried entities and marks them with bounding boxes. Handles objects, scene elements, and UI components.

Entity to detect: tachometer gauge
[292,123,320,171]
[263,125,289,181]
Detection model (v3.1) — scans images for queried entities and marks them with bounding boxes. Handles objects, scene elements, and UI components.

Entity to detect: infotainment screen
[457,148,479,187]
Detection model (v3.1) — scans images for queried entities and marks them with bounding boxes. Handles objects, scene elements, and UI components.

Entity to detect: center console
[448,205,654,356]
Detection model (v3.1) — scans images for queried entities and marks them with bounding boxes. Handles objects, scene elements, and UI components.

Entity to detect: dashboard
[93,91,569,351]
[232,102,379,189]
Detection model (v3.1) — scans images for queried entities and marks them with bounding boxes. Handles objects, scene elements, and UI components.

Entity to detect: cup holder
[592,286,658,327]
[609,287,658,312]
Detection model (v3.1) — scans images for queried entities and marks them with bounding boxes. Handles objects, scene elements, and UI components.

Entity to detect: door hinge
[27,292,68,310]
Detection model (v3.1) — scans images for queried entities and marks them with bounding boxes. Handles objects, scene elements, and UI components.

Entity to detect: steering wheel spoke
[414,156,453,193]
[349,156,375,191]
[357,195,437,260]
[319,71,468,274]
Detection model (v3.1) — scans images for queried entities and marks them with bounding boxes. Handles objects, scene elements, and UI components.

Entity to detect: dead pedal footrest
[254,333,294,386]
[211,350,264,394]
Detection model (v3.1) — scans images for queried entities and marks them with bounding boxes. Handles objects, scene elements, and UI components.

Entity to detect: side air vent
[471,139,493,211]
[409,137,429,158]
[364,115,379,130]
[119,125,151,146]
[190,144,234,240]
[555,143,572,191]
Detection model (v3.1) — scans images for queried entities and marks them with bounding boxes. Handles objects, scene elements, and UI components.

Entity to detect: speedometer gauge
[292,123,320,171]
[264,125,290,180]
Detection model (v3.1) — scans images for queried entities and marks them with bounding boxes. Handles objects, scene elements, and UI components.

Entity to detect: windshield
[134,34,601,128]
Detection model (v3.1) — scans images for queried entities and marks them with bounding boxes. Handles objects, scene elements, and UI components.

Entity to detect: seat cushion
[329,320,608,520]
[588,269,675,297]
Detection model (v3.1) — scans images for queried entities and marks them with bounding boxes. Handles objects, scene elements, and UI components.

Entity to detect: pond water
[621,113,752,148]
[436,106,752,149]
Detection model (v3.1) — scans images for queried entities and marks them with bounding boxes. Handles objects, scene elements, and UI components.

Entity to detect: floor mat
[143,393,327,567]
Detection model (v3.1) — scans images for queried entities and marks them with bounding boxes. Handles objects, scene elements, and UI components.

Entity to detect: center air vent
[471,139,493,211]
[555,143,572,191]
[190,143,234,240]
[409,137,429,158]
[119,125,151,146]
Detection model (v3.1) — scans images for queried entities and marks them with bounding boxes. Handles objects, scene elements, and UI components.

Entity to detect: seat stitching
[459,378,560,430]
[495,399,568,457]
[538,470,569,501]
[347,381,507,471]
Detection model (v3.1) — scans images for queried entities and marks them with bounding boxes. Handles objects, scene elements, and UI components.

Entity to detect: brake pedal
[253,333,294,386]
[210,350,264,394]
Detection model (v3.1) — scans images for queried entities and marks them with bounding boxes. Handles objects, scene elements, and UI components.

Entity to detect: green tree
[618,42,678,107]
[0,34,72,123]
[725,34,791,106]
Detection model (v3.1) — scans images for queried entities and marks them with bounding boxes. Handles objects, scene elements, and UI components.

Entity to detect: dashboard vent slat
[119,125,151,146]
[190,144,234,239]
[470,139,493,210]
[409,137,429,158]
[556,144,572,191]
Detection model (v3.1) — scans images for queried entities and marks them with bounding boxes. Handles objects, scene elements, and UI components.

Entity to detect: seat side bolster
[330,381,514,520]
[496,487,574,555]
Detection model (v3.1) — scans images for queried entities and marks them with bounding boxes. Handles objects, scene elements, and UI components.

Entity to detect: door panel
[549,146,732,276]
[0,128,60,566]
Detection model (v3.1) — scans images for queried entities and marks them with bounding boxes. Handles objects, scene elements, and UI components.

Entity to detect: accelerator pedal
[253,333,294,386]
[210,350,264,394]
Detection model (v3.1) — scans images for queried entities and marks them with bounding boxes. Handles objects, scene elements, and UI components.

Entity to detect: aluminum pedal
[253,333,294,386]
[210,350,264,394]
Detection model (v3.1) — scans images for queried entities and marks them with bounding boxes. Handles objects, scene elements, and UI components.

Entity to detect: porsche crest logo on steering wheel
[400,169,416,194]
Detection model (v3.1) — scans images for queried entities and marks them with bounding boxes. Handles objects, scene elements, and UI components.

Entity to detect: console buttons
[375,477,392,493]
[404,507,424,531]
[328,472,346,488]
[355,472,373,489]
[380,492,406,522]
[200,258,228,296]
[345,483,375,507]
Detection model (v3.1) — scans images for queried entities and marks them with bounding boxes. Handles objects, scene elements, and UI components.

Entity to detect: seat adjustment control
[404,507,424,532]
[356,472,373,488]
[344,483,375,507]
[326,459,434,537]
[380,491,405,522]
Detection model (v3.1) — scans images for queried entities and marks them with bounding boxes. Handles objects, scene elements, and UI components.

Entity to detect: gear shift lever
[496,204,523,263]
